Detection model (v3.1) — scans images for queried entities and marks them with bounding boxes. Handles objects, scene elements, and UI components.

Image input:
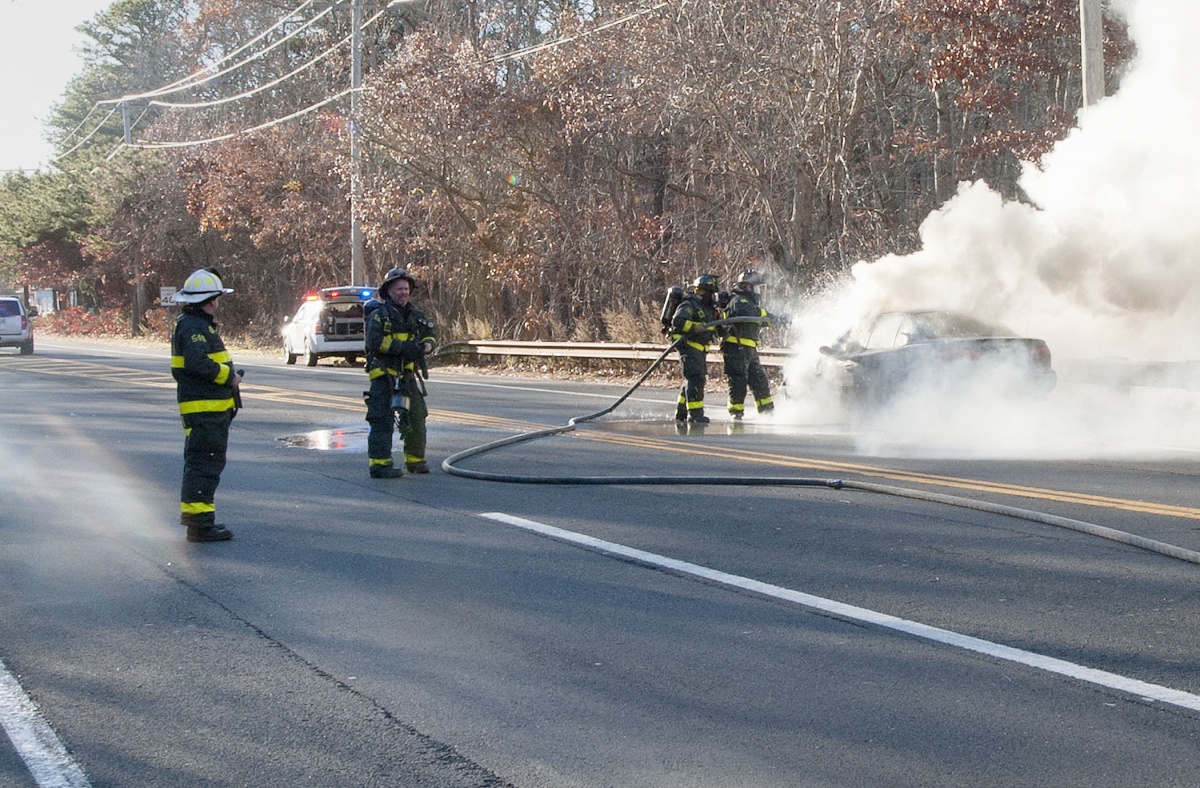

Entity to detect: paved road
[2,339,1199,786]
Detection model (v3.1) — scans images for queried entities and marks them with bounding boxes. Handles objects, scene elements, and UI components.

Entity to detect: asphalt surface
[2,338,1199,787]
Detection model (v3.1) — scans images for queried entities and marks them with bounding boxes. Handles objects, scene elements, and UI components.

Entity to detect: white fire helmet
[174,269,234,304]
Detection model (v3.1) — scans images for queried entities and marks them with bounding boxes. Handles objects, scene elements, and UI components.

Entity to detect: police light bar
[318,287,374,300]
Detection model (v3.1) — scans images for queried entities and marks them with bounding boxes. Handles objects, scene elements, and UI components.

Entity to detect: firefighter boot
[406,461,430,474]
[187,523,234,543]
[688,409,710,424]
[370,464,404,479]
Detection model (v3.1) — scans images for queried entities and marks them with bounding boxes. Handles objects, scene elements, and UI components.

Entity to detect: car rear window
[0,300,21,317]
[913,312,1014,339]
[326,302,363,318]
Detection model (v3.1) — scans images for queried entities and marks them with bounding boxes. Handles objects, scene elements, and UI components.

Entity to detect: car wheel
[304,343,318,367]
[284,341,297,365]
[20,338,33,355]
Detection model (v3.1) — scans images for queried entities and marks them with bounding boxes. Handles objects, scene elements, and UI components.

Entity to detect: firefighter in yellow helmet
[171,269,240,542]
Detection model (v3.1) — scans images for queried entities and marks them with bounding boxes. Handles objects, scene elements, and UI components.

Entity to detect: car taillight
[314,323,323,334]
[20,316,28,330]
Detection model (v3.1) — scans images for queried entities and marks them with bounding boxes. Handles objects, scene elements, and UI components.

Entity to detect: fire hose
[440,317,1200,567]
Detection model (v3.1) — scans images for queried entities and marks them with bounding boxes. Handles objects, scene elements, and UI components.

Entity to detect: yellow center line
[8,356,1197,520]
[577,430,1200,520]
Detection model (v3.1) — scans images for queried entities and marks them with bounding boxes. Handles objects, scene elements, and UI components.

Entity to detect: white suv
[0,296,35,355]
[282,286,373,366]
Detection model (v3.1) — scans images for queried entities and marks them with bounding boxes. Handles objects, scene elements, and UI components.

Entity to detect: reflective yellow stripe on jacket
[369,332,418,378]
[179,398,237,414]
[172,349,235,412]
[670,334,709,353]
[171,350,233,384]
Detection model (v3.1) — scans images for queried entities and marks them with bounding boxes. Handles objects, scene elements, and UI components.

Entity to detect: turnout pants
[675,345,708,420]
[180,410,232,526]
[724,346,774,415]
[366,373,429,469]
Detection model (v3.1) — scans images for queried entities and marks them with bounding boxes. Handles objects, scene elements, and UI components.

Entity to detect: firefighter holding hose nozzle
[723,269,786,419]
[667,274,722,424]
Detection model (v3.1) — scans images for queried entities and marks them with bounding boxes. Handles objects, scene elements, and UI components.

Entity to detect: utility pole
[350,0,365,287]
[1080,0,1104,107]
[121,100,142,335]
[121,101,133,143]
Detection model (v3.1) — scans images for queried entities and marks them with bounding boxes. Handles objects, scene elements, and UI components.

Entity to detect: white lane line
[0,658,91,788]
[481,512,1200,713]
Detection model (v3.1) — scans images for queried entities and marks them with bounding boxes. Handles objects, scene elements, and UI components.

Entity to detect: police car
[282,286,374,366]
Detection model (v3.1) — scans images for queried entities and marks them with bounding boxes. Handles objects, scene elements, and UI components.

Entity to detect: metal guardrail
[437,340,1200,392]
[437,339,794,368]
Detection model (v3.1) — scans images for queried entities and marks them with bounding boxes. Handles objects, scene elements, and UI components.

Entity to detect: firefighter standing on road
[670,274,722,424]
[171,269,240,543]
[722,269,782,419]
[364,268,436,478]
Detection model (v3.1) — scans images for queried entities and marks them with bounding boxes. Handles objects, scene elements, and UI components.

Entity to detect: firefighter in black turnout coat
[171,269,240,543]
[670,274,722,423]
[364,268,436,478]
[722,269,781,419]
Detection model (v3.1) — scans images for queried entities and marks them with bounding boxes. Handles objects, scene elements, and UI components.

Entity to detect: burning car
[818,310,1056,408]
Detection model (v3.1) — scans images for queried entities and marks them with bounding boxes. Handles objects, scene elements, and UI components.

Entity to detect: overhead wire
[146,15,365,110]
[55,0,324,153]
[51,107,119,164]
[127,89,353,149]
[109,1,407,153]
[57,0,666,160]
[147,0,321,96]
[490,2,668,64]
[98,4,337,106]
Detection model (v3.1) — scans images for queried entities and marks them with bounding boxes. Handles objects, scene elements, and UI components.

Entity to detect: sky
[0,0,114,174]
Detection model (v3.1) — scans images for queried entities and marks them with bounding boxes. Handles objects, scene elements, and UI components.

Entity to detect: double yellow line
[582,430,1200,519]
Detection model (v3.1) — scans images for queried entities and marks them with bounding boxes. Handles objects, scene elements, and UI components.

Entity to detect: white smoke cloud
[777,0,1200,457]
[817,0,1200,359]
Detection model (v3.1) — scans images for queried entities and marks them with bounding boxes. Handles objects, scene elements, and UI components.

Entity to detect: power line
[54,0,338,161]
[98,4,337,106]
[490,3,668,64]
[146,20,353,110]
[51,107,119,164]
[57,0,324,150]
[63,0,662,160]
[124,89,354,150]
[150,0,321,96]
[109,2,404,152]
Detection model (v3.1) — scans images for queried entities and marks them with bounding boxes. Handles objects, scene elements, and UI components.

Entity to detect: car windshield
[911,312,1014,339]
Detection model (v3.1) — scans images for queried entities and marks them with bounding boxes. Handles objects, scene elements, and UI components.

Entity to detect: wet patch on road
[279,426,367,451]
